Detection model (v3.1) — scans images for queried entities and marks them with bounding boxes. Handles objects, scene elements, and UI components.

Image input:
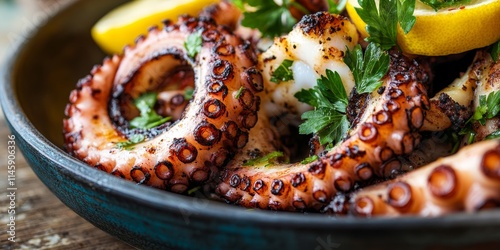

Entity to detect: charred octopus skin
[216,50,431,211]
[63,16,263,192]
[343,139,500,216]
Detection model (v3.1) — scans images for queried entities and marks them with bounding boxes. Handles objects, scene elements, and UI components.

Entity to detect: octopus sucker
[216,49,431,211]
[63,16,262,191]
[343,139,500,217]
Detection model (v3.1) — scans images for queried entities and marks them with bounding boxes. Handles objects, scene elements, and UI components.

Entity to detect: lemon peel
[92,0,220,54]
[347,0,500,56]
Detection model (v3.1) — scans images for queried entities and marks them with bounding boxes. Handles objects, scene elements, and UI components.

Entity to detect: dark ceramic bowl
[2,1,500,249]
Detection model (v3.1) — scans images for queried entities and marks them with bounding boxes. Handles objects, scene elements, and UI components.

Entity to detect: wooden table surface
[0,117,135,250]
[0,1,134,249]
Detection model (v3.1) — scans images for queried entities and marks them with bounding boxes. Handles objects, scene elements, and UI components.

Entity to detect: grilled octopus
[64,0,500,217]
[325,50,500,216]
[63,16,263,192]
[217,47,431,211]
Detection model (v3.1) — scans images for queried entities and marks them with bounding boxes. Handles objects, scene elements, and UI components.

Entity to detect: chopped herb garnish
[116,134,145,150]
[344,43,390,94]
[184,87,194,101]
[295,69,348,112]
[130,92,171,129]
[235,86,245,99]
[295,42,389,145]
[490,40,500,63]
[184,30,203,58]
[300,109,350,145]
[295,69,350,145]
[470,90,500,126]
[485,130,500,140]
[327,0,347,14]
[455,90,500,149]
[187,186,202,196]
[300,155,319,164]
[271,59,294,83]
[243,151,284,167]
[355,0,416,50]
[419,0,471,11]
[234,0,303,38]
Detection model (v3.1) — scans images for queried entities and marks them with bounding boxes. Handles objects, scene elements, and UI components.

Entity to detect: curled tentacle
[343,139,500,217]
[216,49,431,211]
[63,16,262,192]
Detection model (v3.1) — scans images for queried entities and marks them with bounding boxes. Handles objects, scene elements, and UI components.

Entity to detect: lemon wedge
[346,0,500,56]
[92,0,220,54]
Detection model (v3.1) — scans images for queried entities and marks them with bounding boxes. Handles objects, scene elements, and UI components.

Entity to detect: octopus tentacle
[216,50,431,211]
[343,139,500,216]
[63,16,262,192]
[421,51,487,132]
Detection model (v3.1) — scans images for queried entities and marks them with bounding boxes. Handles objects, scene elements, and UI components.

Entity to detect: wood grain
[0,114,134,249]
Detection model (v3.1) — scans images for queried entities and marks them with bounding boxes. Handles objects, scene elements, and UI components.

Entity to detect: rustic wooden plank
[0,114,134,249]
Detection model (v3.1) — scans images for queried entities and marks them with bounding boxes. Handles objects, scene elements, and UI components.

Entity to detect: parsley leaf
[327,0,347,14]
[271,59,294,83]
[130,93,171,129]
[470,90,500,125]
[300,109,350,145]
[344,43,390,94]
[355,0,416,50]
[116,134,145,150]
[419,0,470,11]
[397,0,416,34]
[184,30,203,58]
[295,69,350,145]
[235,0,299,38]
[490,40,500,63]
[295,69,348,112]
[243,151,284,166]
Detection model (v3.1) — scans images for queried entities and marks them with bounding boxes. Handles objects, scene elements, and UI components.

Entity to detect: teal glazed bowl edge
[2,0,500,249]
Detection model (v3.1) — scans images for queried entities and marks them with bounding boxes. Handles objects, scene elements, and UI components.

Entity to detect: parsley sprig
[471,90,500,126]
[355,0,416,50]
[130,93,171,129]
[233,0,311,38]
[295,69,350,145]
[455,90,500,150]
[344,43,390,94]
[295,43,389,145]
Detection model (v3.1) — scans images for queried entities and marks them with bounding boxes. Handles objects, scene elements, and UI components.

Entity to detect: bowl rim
[2,0,500,233]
